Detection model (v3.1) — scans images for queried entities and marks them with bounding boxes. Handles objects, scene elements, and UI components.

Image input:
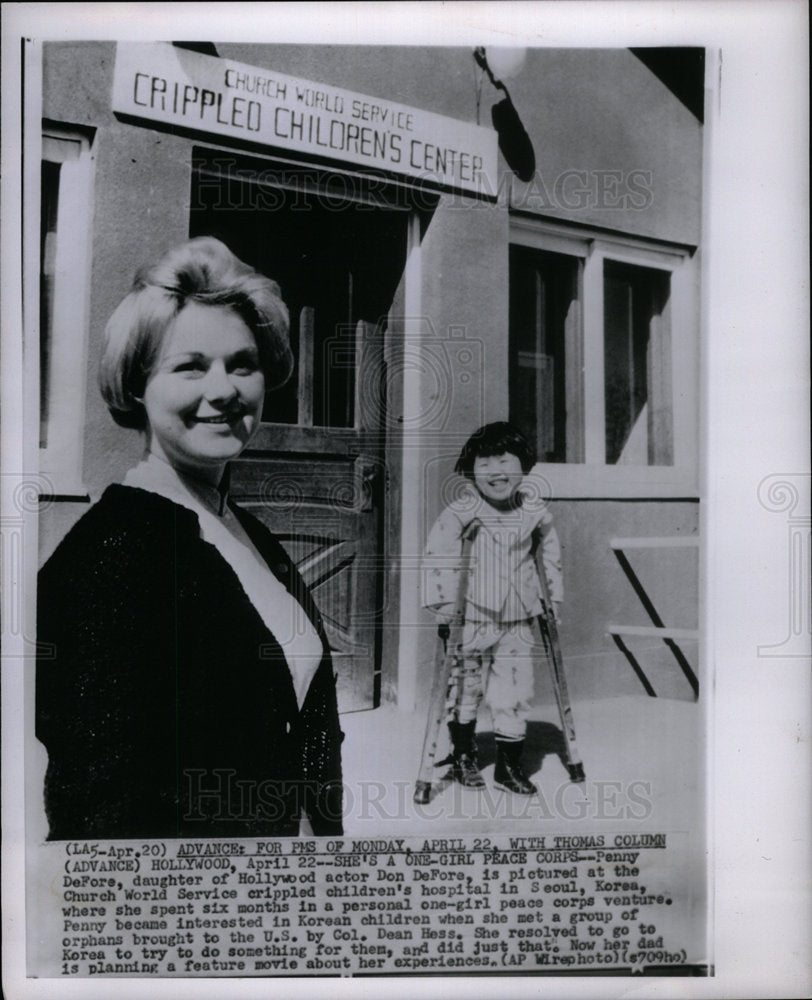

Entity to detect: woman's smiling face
[472,451,524,504]
[142,302,265,481]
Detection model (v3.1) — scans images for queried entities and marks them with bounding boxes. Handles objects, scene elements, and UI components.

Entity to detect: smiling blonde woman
[36,237,343,839]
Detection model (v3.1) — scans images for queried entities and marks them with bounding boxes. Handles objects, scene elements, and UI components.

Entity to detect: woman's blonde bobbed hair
[99,237,293,429]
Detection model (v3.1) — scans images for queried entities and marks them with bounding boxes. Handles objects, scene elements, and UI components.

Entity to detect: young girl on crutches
[423,422,563,794]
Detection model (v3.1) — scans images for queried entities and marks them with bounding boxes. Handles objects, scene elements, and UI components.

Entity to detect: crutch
[414,521,480,805]
[532,529,586,783]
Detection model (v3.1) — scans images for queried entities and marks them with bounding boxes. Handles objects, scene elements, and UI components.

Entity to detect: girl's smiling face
[142,302,265,482]
[472,451,524,504]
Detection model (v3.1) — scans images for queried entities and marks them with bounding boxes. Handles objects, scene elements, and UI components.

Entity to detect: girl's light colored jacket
[422,466,563,623]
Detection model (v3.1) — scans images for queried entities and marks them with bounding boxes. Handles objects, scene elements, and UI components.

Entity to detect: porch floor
[340,694,703,839]
[338,694,707,965]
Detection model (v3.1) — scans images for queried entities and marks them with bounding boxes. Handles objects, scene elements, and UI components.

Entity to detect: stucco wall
[413,497,700,713]
[45,43,194,498]
[506,48,702,244]
[222,44,702,244]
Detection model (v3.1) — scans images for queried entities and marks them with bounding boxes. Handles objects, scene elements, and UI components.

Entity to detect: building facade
[38,41,703,716]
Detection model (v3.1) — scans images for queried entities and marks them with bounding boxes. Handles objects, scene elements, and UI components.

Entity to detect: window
[39,127,95,495]
[40,157,61,447]
[509,246,582,462]
[603,261,672,465]
[509,217,697,496]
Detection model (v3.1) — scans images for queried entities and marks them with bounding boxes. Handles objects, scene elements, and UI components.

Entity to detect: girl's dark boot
[494,738,537,794]
[448,719,486,788]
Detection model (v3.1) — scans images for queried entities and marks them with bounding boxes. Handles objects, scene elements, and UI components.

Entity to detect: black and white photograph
[1,2,809,997]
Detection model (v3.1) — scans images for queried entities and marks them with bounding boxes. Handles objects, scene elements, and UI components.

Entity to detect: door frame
[190,145,429,710]
[391,212,425,712]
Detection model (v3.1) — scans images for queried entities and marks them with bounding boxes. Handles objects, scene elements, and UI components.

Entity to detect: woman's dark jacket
[36,484,344,840]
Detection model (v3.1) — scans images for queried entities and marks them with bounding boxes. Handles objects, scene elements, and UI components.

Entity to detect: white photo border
[2,3,809,999]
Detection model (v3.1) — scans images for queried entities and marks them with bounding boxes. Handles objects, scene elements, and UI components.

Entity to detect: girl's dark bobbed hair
[454,421,536,480]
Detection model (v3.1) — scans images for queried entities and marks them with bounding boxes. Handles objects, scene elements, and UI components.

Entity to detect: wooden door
[190,154,408,710]
[230,319,387,712]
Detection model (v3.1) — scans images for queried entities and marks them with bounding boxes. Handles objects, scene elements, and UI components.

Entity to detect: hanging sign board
[113,43,498,196]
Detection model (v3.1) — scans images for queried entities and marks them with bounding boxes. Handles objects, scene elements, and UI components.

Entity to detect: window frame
[38,124,95,498]
[510,216,699,499]
[508,243,584,464]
